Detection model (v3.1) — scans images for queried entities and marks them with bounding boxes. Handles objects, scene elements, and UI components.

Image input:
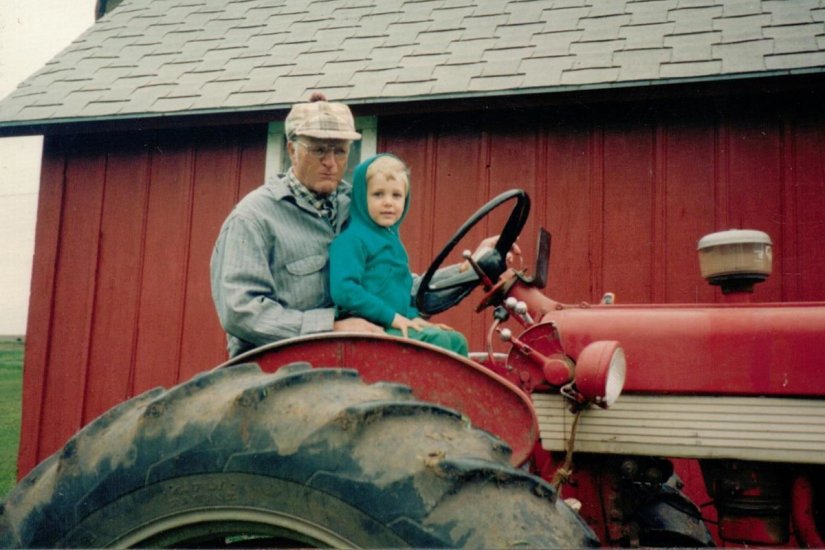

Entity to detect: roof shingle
[0,0,823,131]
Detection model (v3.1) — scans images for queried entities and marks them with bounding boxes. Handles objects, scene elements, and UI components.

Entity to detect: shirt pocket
[286,254,327,276]
[282,253,329,309]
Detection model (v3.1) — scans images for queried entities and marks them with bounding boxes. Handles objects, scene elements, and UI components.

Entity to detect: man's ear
[286,140,298,163]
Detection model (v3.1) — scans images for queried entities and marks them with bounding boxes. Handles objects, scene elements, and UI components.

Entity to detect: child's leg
[429,328,468,357]
[386,326,469,357]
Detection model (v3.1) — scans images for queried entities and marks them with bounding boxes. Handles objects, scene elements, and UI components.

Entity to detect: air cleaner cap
[697,229,772,282]
[697,229,772,250]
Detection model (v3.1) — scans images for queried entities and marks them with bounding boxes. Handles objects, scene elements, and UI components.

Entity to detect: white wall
[0,0,96,334]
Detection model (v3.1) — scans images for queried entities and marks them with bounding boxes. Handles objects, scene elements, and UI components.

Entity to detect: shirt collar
[285,169,339,222]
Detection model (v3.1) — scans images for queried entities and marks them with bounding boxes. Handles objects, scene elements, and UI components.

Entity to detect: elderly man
[211,92,384,357]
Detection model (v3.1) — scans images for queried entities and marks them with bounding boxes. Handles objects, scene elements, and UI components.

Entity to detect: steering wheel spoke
[415,190,530,315]
[428,269,480,291]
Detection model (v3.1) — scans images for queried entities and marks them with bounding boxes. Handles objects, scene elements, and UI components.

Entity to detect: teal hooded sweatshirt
[329,154,469,357]
[329,154,417,327]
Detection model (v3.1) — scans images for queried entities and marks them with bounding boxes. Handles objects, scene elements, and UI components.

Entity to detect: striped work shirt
[210,171,351,357]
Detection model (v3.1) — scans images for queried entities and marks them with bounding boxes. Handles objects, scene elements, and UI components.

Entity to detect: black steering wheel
[416,189,530,315]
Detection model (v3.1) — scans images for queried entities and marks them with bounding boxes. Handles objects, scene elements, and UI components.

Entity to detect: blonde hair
[367,155,410,191]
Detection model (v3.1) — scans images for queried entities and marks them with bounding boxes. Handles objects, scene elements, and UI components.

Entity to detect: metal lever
[462,249,494,289]
[514,301,535,325]
[504,297,535,326]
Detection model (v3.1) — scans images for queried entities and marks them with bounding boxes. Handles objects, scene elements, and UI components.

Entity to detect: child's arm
[329,235,397,328]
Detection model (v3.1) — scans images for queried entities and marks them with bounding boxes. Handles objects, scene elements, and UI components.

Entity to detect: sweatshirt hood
[350,153,410,233]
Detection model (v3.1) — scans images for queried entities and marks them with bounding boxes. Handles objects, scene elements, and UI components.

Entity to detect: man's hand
[460,234,522,271]
[333,317,384,334]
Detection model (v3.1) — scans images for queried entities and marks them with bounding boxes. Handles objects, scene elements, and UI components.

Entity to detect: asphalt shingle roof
[1,0,823,131]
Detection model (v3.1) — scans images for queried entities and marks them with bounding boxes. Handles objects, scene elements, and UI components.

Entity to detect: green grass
[0,338,23,499]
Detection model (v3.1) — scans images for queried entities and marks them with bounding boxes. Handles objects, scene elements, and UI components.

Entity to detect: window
[265,116,377,183]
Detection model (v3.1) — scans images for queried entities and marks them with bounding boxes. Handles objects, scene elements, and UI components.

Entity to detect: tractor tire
[0,362,598,548]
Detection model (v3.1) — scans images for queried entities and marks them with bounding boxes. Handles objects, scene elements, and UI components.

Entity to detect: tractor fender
[220,332,539,466]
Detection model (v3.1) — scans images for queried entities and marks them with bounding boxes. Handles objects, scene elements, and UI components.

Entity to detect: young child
[330,154,469,356]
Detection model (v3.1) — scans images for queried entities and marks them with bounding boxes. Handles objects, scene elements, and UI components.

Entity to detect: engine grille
[533,393,825,464]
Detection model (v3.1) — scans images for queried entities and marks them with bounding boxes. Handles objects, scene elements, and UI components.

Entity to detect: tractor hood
[535,301,825,397]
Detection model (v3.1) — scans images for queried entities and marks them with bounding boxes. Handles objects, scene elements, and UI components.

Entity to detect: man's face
[287,137,350,195]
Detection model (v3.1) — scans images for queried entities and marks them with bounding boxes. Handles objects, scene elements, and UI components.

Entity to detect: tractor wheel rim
[113,507,357,548]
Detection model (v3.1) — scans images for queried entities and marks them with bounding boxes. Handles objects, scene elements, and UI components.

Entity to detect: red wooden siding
[20,96,825,475]
[20,126,266,476]
[385,98,825,314]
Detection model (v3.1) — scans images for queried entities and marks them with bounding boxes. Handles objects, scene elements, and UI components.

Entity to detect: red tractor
[1,190,823,547]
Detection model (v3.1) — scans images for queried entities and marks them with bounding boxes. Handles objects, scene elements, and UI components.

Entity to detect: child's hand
[391,314,426,338]
[413,318,455,331]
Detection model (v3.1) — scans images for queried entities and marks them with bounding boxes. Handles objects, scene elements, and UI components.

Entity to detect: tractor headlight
[574,340,626,408]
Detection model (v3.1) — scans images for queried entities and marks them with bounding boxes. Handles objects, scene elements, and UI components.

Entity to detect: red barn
[1,0,824,479]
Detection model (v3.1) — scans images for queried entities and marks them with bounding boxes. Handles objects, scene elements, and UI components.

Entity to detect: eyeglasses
[295,140,350,160]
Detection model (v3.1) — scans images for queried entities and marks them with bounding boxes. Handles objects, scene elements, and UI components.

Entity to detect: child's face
[366,171,407,227]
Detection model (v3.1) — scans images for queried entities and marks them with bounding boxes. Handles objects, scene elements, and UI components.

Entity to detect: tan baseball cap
[285,92,361,141]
